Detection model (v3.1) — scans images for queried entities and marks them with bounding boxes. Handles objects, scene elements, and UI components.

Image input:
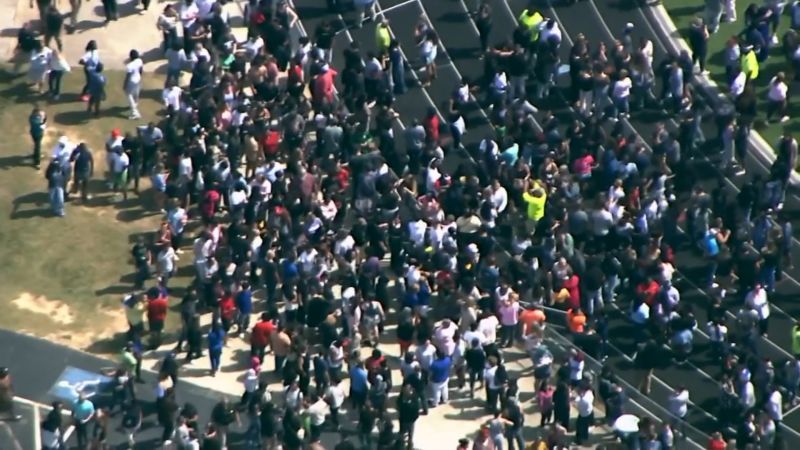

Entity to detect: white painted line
[32,402,41,450]
[379,0,418,15]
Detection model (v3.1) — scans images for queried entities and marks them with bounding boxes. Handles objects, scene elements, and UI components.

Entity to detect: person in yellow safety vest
[522,181,547,232]
[740,44,759,80]
[376,18,391,57]
[518,8,544,44]
[792,323,800,357]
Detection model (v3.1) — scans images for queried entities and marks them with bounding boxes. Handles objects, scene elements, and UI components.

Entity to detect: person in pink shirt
[498,295,520,348]
[536,380,555,426]
[313,64,338,108]
[434,318,457,356]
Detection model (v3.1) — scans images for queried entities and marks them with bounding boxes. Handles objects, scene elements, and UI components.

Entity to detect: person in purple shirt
[428,350,452,407]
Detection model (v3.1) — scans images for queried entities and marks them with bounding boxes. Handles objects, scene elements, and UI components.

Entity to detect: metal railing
[540,322,708,449]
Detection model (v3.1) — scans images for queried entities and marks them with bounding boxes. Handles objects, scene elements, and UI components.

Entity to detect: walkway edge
[647,3,800,187]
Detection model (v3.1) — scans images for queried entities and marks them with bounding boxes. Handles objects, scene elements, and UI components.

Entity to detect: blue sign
[48,366,113,404]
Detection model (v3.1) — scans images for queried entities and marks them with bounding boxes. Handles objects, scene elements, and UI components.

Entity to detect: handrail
[541,326,708,448]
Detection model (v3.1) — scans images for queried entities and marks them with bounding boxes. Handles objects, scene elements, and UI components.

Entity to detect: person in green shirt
[29,106,46,169]
[522,185,547,233]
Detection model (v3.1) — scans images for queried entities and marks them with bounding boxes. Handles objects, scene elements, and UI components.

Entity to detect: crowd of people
[11,0,800,448]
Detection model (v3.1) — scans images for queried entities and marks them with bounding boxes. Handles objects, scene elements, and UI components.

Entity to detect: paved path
[0,0,247,69]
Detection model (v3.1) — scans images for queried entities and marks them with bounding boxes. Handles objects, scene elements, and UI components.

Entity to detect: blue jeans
[760,265,777,293]
[506,427,525,450]
[209,348,222,372]
[49,186,65,216]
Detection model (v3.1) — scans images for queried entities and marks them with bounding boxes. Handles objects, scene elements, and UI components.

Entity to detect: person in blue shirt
[429,350,452,407]
[349,361,369,411]
[86,63,106,117]
[207,322,225,376]
[72,393,95,449]
[236,281,253,337]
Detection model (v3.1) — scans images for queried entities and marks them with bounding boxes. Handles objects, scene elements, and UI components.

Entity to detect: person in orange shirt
[520,306,546,336]
[567,307,587,334]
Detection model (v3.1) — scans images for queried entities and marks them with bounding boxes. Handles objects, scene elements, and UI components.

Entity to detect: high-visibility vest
[519,10,544,42]
[740,50,759,80]
[523,190,546,221]
[376,26,391,54]
[792,326,800,356]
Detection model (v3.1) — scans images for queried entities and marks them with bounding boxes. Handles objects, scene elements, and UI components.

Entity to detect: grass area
[665,3,800,147]
[0,66,189,353]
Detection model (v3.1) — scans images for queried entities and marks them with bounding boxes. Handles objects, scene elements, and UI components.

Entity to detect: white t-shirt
[113,152,130,173]
[612,77,632,99]
[179,1,199,28]
[126,58,143,85]
[478,316,499,343]
[768,78,788,102]
[163,86,183,111]
[731,71,746,97]
[408,220,427,246]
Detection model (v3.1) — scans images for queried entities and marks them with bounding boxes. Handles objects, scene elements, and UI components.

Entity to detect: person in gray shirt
[405,119,425,174]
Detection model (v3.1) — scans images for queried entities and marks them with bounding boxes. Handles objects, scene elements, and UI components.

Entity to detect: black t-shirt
[211,403,236,426]
[315,26,334,50]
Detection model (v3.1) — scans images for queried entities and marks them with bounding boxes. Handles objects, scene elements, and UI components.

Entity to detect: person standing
[72,393,95,449]
[210,397,239,449]
[0,368,21,421]
[397,384,421,449]
[43,5,63,51]
[667,386,689,437]
[146,288,168,349]
[86,63,106,117]
[208,321,225,376]
[45,156,66,217]
[41,401,65,450]
[573,382,594,445]
[69,142,93,202]
[428,350,452,407]
[688,18,709,74]
[124,50,143,120]
[475,0,492,53]
[28,106,46,169]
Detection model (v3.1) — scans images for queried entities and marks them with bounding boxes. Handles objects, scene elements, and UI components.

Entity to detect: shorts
[114,170,128,187]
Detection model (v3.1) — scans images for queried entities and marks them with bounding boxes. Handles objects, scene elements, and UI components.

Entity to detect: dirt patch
[48,308,129,352]
[11,292,75,325]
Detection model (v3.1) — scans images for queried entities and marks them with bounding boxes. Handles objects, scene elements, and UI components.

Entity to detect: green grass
[665,3,800,147]
[0,66,189,354]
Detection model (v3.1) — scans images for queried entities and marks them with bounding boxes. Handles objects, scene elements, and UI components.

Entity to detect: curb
[648,3,800,187]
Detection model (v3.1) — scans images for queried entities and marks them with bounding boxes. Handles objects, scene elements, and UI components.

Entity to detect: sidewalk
[0,0,247,69]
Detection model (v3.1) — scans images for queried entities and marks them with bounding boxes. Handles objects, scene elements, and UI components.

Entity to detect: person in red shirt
[423,107,439,146]
[707,432,726,450]
[313,64,338,107]
[636,277,660,306]
[250,313,275,363]
[562,274,581,311]
[201,189,220,222]
[146,288,169,350]
[218,290,236,334]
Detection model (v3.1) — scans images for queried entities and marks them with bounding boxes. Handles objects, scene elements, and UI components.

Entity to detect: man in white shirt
[478,313,499,344]
[766,386,783,424]
[124,50,144,119]
[766,72,789,123]
[306,394,329,440]
[574,384,594,444]
[730,66,746,98]
[745,284,770,336]
[612,69,632,119]
[667,386,689,431]
[111,148,130,200]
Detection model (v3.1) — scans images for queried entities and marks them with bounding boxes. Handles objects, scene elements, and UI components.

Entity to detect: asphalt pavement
[0,329,251,450]
[292,0,800,444]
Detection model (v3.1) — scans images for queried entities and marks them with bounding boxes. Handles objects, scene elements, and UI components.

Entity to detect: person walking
[208,321,225,376]
[28,106,46,169]
[41,401,65,450]
[428,350,452,407]
[72,393,95,449]
[43,5,64,51]
[688,18,709,74]
[124,50,143,120]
